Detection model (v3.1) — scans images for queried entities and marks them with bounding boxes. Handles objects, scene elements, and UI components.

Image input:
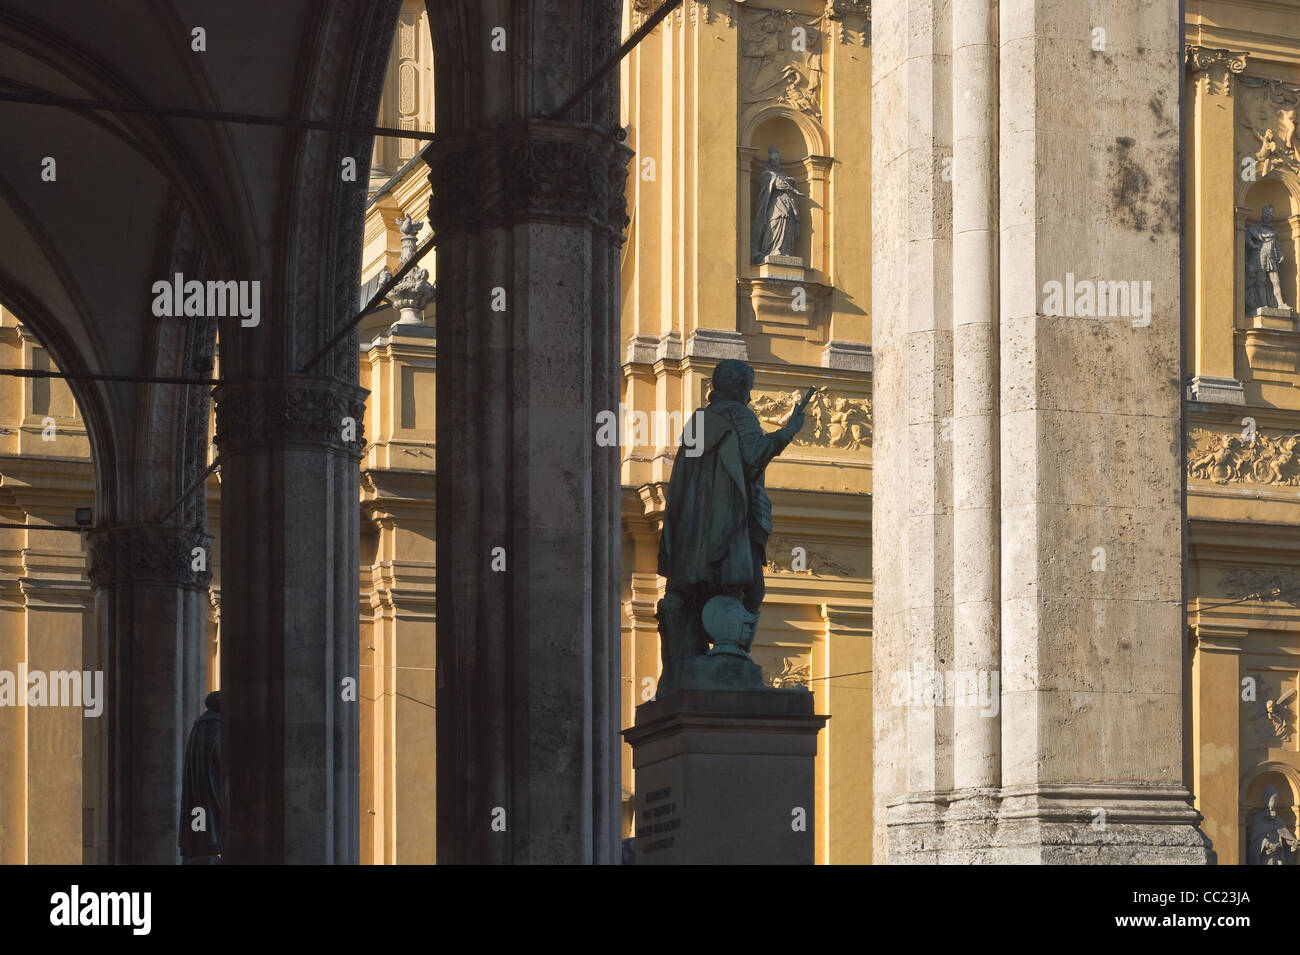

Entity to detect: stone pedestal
[624,689,827,865]
[1249,306,1297,330]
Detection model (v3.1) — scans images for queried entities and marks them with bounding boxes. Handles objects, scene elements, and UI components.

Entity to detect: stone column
[86,524,211,864]
[951,0,1001,796]
[874,0,1210,862]
[871,0,955,862]
[428,120,631,863]
[1186,47,1248,405]
[213,376,366,863]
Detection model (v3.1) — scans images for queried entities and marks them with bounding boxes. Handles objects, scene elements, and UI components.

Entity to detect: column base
[886,784,1214,864]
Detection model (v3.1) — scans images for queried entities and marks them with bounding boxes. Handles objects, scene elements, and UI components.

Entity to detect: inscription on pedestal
[635,785,682,856]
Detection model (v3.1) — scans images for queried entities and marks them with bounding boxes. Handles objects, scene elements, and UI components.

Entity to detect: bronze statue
[179,691,222,864]
[655,359,809,692]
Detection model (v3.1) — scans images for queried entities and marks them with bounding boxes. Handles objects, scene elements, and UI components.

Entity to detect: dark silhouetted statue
[656,359,809,693]
[179,690,222,864]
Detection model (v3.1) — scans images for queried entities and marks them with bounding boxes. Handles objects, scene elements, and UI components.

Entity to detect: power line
[0,88,435,141]
[0,368,217,386]
[0,521,84,532]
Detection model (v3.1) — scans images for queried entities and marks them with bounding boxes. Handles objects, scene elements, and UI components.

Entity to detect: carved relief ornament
[1186,46,1248,96]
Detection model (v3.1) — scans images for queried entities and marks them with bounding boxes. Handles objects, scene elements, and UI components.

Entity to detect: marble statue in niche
[751,146,803,264]
[1246,205,1290,313]
[1247,787,1299,865]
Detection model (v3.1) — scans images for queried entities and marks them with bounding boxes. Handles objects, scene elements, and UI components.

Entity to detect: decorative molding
[685,327,748,360]
[86,525,213,590]
[1185,374,1245,406]
[1221,567,1300,604]
[213,376,368,458]
[822,340,872,372]
[763,654,811,689]
[1187,427,1300,486]
[824,0,870,45]
[1185,46,1248,96]
[753,386,870,450]
[428,121,633,242]
[740,7,824,119]
[763,533,858,577]
[1245,672,1297,748]
[1236,74,1300,177]
[384,214,435,324]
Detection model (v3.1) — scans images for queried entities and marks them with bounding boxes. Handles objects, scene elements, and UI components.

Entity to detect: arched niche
[738,105,831,282]
[1237,173,1300,318]
[1239,764,1300,864]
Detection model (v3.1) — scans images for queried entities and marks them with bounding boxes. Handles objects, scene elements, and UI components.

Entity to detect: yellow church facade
[0,0,1297,865]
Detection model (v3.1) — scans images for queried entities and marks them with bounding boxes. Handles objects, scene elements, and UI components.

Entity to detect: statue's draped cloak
[658,406,752,590]
[752,168,800,260]
[179,709,221,857]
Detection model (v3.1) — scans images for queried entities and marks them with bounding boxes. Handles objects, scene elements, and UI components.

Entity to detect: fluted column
[951,0,1000,795]
[86,524,211,863]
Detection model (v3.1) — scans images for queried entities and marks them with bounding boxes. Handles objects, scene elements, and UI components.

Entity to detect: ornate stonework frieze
[428,121,633,242]
[741,7,824,118]
[1187,427,1300,486]
[1186,46,1248,97]
[753,387,870,450]
[763,533,858,577]
[1221,567,1300,604]
[763,654,811,689]
[213,376,367,458]
[1243,672,1297,748]
[1236,74,1300,177]
[86,525,213,590]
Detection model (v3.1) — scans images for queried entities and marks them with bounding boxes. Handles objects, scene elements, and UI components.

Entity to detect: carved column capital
[213,375,367,459]
[1186,46,1248,96]
[85,524,213,590]
[825,0,870,45]
[428,120,634,243]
